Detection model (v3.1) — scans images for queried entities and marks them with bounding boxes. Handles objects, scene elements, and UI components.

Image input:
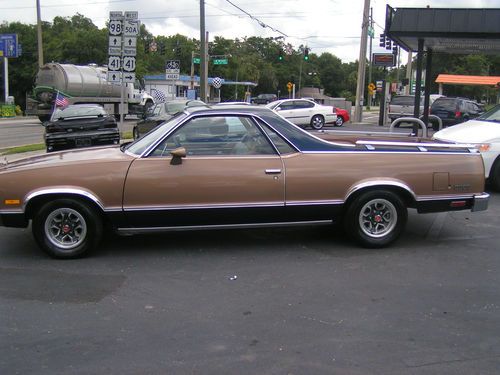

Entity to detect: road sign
[166,73,180,80]
[109,47,121,55]
[192,57,201,64]
[107,71,121,82]
[109,11,124,20]
[213,58,228,65]
[287,82,293,92]
[123,47,136,56]
[166,60,180,70]
[0,34,18,58]
[123,72,136,83]
[368,83,376,91]
[125,11,138,19]
[108,20,123,36]
[122,56,136,72]
[109,36,121,48]
[123,36,136,49]
[123,19,140,36]
[108,55,121,71]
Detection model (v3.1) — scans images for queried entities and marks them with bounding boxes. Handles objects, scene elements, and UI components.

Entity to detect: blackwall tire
[490,158,500,192]
[335,116,344,126]
[32,199,103,259]
[344,190,407,248]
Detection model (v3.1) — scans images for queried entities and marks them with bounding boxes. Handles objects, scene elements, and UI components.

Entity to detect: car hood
[433,119,500,143]
[0,146,133,172]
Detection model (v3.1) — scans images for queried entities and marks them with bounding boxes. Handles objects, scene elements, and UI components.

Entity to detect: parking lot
[1,191,499,374]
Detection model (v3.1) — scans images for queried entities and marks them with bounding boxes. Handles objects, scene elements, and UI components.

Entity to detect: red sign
[372,53,395,67]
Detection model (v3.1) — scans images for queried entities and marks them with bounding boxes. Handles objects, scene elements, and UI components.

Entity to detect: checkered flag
[152,89,166,103]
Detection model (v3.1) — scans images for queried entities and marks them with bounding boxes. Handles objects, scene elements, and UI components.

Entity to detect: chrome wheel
[335,116,344,126]
[44,208,87,250]
[311,115,325,130]
[359,198,397,238]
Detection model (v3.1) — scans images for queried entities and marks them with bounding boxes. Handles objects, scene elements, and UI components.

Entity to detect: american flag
[152,89,166,103]
[55,91,69,107]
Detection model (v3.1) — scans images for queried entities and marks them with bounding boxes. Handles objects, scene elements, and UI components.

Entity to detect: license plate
[75,138,91,147]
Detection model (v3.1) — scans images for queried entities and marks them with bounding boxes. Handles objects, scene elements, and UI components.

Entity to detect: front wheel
[343,190,407,248]
[32,199,103,259]
[310,115,325,130]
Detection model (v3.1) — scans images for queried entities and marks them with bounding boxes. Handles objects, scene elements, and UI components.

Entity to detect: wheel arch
[343,181,416,210]
[24,188,106,220]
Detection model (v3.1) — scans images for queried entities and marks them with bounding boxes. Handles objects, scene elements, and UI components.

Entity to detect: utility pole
[354,0,370,123]
[404,51,412,95]
[36,0,44,67]
[200,0,207,102]
[367,6,373,109]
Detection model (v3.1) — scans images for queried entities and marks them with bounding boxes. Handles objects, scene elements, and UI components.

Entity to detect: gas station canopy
[385,6,500,55]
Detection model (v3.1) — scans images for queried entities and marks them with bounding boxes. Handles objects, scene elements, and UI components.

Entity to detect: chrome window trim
[141,111,284,158]
[301,150,481,156]
[24,188,105,212]
[117,220,333,234]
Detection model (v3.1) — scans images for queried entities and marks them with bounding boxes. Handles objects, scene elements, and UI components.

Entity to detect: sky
[1,0,500,63]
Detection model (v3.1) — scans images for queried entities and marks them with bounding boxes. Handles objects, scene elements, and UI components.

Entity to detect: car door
[123,115,286,228]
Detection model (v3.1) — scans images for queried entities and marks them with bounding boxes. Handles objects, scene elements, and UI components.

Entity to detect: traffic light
[278,50,284,61]
[304,47,309,61]
[175,41,181,56]
[379,34,385,47]
[392,44,398,55]
[385,38,392,50]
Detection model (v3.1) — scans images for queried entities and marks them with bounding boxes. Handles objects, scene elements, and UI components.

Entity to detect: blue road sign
[0,34,19,58]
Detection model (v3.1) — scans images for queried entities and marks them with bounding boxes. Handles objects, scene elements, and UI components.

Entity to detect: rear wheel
[335,116,344,126]
[310,115,325,130]
[344,190,407,248]
[490,158,500,192]
[32,199,103,259]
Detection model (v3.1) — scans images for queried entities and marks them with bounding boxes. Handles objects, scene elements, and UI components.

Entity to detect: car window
[295,100,314,109]
[390,96,414,106]
[432,98,457,110]
[256,119,296,155]
[150,115,276,157]
[277,102,294,110]
[53,105,106,119]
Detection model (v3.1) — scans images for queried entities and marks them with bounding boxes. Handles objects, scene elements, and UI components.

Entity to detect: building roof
[435,74,500,86]
[385,6,500,54]
[144,74,257,87]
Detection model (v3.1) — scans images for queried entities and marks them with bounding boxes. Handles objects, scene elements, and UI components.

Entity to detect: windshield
[477,104,500,122]
[125,112,187,155]
[52,105,106,120]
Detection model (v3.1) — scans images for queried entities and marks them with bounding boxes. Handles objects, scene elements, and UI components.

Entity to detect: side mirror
[170,147,186,165]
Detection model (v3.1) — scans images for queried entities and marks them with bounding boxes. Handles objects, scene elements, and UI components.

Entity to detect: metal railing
[389,117,427,138]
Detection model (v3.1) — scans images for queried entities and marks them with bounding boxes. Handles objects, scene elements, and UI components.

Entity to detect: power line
[222,0,288,37]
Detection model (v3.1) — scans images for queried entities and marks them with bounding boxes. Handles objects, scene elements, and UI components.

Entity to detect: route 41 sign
[122,56,136,72]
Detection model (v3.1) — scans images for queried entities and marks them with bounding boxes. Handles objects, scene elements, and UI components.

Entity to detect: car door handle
[265,169,282,175]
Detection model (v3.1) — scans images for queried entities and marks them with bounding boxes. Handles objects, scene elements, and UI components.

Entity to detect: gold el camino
[0,106,489,258]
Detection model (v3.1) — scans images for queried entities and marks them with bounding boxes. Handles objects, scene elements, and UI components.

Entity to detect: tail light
[333,107,337,114]
[455,111,462,118]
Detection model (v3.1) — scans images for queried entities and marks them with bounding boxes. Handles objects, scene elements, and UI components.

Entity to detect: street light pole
[200,0,207,102]
[354,0,370,123]
[36,0,44,67]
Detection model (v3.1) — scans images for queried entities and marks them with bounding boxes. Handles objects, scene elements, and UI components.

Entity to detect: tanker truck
[26,63,155,122]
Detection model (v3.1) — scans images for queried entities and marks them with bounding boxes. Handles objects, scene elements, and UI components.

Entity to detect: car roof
[184,104,275,116]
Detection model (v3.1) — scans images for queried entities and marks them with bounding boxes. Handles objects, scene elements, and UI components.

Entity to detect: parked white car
[266,99,337,130]
[433,104,500,190]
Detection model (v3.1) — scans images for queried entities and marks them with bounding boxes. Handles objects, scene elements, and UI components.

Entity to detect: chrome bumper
[472,193,490,212]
